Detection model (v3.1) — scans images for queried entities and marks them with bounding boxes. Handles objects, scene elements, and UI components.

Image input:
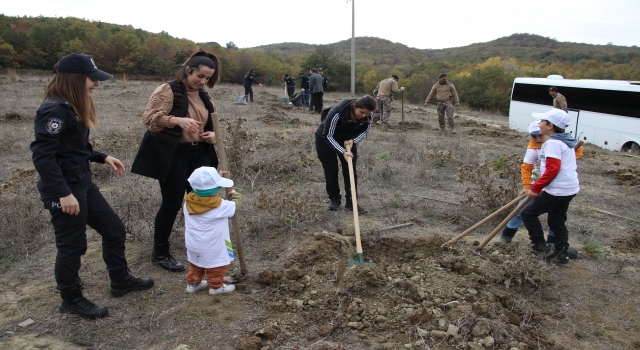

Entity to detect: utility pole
[350,0,355,95]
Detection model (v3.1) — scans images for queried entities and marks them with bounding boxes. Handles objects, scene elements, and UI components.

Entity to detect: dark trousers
[310,92,323,112]
[521,192,575,252]
[287,87,295,97]
[244,86,254,102]
[154,142,212,244]
[42,170,128,290]
[315,136,358,200]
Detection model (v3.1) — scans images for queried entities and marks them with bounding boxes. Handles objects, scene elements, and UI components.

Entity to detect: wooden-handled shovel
[211,112,248,276]
[345,144,375,267]
[476,197,531,250]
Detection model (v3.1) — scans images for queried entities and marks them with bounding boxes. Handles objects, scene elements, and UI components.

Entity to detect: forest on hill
[2,15,639,112]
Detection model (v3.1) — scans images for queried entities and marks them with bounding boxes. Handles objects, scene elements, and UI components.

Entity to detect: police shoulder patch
[46,118,64,134]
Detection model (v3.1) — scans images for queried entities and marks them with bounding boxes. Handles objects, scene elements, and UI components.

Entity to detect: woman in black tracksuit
[30,54,153,319]
[315,95,377,213]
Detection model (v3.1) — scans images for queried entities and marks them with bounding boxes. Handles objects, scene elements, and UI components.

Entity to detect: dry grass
[0,72,639,349]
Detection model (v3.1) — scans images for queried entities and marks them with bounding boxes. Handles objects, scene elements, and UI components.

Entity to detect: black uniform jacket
[315,98,372,154]
[30,99,107,199]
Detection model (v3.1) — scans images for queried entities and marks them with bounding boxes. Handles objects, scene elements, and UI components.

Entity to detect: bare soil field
[1,72,639,350]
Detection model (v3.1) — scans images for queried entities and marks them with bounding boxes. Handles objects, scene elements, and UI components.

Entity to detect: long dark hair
[45,67,97,128]
[353,95,377,111]
[176,50,221,89]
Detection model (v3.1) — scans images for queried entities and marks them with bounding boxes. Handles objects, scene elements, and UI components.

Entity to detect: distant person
[134,50,221,273]
[282,74,295,97]
[31,53,154,319]
[522,108,579,267]
[373,74,405,125]
[424,73,460,133]
[299,71,310,106]
[548,86,568,112]
[318,68,328,111]
[315,96,377,213]
[243,69,262,102]
[183,167,241,295]
[308,68,324,113]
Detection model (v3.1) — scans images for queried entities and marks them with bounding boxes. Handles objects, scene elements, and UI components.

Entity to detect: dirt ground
[1,73,639,350]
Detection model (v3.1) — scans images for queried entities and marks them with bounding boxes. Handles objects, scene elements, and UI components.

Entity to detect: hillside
[255,34,640,66]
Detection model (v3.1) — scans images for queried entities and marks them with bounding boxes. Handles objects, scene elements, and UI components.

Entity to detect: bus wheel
[622,142,640,155]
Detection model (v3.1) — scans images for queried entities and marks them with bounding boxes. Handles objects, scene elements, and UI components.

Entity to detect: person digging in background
[373,74,405,125]
[282,73,295,97]
[183,166,241,295]
[31,53,154,319]
[424,73,460,133]
[521,109,579,267]
[243,69,262,102]
[494,121,582,259]
[135,50,221,273]
[315,95,377,213]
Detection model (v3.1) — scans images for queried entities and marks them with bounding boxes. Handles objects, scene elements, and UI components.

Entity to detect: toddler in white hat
[183,167,241,295]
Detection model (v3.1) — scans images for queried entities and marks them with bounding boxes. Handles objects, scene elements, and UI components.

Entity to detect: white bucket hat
[188,166,233,190]
[532,108,570,129]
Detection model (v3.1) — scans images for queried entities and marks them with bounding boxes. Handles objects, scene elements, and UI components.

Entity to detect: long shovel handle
[401,90,404,130]
[211,112,248,276]
[345,144,363,255]
[443,194,526,246]
[477,197,531,250]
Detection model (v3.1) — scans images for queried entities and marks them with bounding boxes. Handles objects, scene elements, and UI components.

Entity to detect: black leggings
[154,143,212,244]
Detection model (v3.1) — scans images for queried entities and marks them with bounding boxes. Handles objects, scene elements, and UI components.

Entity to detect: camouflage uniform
[373,77,401,124]
[425,82,460,131]
[377,96,393,123]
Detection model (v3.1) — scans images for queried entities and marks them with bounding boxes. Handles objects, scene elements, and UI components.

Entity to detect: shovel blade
[348,253,376,267]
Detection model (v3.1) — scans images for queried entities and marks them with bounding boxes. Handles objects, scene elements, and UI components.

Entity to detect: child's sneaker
[550,250,570,267]
[186,280,208,293]
[209,284,235,295]
[531,243,553,260]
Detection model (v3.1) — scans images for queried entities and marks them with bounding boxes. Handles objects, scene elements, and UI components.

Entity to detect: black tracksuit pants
[315,136,358,201]
[521,191,575,252]
[154,142,212,244]
[42,166,128,291]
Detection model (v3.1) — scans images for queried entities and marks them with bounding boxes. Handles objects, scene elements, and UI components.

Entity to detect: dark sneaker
[328,198,341,211]
[531,243,553,260]
[345,201,368,214]
[550,250,570,267]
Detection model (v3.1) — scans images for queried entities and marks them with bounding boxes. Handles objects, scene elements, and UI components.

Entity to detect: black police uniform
[315,98,372,201]
[30,99,128,290]
[243,73,260,102]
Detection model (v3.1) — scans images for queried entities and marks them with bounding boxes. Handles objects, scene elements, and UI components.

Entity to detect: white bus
[509,77,640,153]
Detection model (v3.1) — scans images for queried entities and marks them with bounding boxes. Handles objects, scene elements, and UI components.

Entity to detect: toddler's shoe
[209,284,236,295]
[186,280,208,293]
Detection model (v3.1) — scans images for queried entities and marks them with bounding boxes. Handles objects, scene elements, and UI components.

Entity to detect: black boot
[152,243,185,272]
[345,200,368,214]
[328,198,341,211]
[109,269,155,297]
[59,284,108,319]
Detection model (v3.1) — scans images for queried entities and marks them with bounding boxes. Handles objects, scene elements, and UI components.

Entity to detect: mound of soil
[1,112,26,122]
[245,233,559,349]
[604,168,640,186]
[465,128,521,139]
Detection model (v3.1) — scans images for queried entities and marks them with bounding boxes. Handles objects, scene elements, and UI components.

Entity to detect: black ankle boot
[59,284,108,319]
[109,269,155,297]
[152,243,185,272]
[328,198,341,211]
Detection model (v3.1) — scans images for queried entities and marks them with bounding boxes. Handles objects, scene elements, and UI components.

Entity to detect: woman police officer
[31,54,154,319]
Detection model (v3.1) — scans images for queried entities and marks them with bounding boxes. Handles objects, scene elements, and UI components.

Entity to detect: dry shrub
[251,186,324,228]
[0,186,51,263]
[495,244,557,289]
[457,154,520,230]
[223,117,254,176]
[7,68,17,82]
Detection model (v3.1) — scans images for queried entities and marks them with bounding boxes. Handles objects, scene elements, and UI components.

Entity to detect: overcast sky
[2,0,639,49]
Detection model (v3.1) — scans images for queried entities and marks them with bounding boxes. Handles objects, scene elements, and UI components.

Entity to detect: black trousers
[310,92,323,112]
[42,169,128,290]
[287,87,295,97]
[244,86,254,102]
[154,142,212,244]
[315,136,358,201]
[521,192,575,252]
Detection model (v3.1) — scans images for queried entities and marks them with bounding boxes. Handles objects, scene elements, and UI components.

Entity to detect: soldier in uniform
[373,74,405,125]
[30,54,154,319]
[424,73,460,133]
[548,86,568,112]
